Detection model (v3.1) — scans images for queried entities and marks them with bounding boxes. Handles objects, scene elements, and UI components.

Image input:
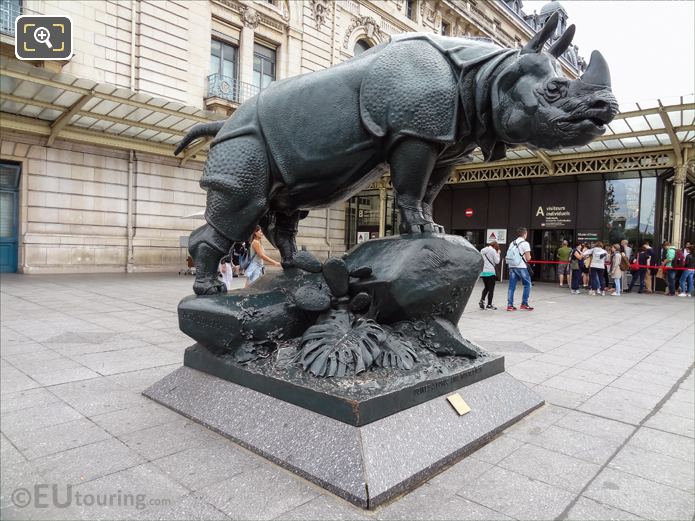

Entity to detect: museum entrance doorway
[531,229,573,282]
[0,162,20,273]
[453,229,485,250]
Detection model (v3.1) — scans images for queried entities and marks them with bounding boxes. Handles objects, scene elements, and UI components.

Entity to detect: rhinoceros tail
[174,121,226,156]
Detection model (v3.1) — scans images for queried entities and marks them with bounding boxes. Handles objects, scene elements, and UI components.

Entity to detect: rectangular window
[253,43,276,90]
[604,178,641,245]
[441,21,450,36]
[406,0,415,20]
[639,176,656,245]
[0,0,21,36]
[210,39,238,80]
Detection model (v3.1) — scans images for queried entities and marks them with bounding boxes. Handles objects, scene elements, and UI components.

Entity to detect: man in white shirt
[506,227,534,311]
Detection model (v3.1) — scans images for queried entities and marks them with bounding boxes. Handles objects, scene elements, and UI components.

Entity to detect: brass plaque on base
[447,393,471,416]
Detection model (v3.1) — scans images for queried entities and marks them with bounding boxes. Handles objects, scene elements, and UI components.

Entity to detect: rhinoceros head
[491,13,618,150]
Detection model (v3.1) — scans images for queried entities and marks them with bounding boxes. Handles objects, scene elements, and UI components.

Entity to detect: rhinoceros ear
[521,12,560,55]
[549,24,575,58]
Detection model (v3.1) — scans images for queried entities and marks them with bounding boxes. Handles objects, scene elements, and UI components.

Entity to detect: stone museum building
[0,0,693,274]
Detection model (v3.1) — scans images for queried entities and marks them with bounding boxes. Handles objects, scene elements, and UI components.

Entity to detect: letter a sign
[536,206,545,217]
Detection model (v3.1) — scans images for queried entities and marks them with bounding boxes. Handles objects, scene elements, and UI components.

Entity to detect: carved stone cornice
[343,16,383,48]
[241,5,261,29]
[212,0,289,31]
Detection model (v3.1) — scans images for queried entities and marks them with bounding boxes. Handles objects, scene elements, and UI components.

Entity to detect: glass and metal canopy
[0,56,225,163]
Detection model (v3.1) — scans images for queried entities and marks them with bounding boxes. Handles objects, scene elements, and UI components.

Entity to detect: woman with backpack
[244,226,281,287]
[219,252,234,290]
[582,241,608,295]
[609,244,623,296]
[661,241,677,296]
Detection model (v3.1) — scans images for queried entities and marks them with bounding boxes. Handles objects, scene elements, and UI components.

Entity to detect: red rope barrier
[523,259,693,271]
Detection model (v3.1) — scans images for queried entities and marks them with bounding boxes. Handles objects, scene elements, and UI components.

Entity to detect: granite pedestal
[182,342,505,426]
[144,364,543,508]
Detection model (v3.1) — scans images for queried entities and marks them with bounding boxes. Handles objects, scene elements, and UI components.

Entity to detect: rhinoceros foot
[193,279,227,296]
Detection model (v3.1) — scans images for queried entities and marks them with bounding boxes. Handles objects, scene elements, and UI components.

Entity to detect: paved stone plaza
[1,273,693,521]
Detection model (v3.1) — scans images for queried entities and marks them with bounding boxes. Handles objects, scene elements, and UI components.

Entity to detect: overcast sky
[521,1,695,108]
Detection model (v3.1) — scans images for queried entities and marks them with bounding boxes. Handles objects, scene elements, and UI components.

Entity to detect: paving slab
[195,464,320,521]
[628,426,695,462]
[124,494,231,520]
[496,443,601,493]
[150,437,261,491]
[31,437,146,485]
[608,443,694,493]
[457,465,575,520]
[6,418,112,460]
[583,467,694,521]
[565,496,645,520]
[375,484,511,521]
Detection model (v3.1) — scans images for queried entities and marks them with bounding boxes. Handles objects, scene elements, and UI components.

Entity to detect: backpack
[505,239,524,267]
[619,252,629,271]
[237,243,254,270]
[674,249,686,267]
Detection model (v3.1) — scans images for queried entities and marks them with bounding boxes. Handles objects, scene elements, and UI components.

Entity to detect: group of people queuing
[478,227,695,310]
[563,239,694,297]
[218,226,281,289]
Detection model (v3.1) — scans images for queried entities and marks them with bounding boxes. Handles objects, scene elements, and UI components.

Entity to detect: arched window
[353,39,372,56]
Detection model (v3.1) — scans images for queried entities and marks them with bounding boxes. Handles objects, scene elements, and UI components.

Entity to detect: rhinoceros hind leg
[421,165,453,233]
[276,211,302,267]
[189,224,231,296]
[260,210,302,268]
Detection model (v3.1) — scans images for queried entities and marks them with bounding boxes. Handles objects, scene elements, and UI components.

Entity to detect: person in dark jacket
[569,241,585,294]
[626,243,652,294]
[678,245,694,297]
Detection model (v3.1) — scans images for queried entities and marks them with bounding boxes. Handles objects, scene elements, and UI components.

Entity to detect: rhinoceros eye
[544,80,568,102]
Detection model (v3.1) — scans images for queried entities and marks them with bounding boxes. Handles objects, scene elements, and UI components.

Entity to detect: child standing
[610,244,623,296]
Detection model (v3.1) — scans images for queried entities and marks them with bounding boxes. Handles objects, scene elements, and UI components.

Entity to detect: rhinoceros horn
[521,12,559,55]
[581,50,612,87]
[549,24,575,58]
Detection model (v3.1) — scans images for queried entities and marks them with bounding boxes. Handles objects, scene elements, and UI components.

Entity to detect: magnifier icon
[34,26,52,49]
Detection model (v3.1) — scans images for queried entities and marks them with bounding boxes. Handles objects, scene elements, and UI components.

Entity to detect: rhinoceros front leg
[421,165,453,233]
[389,138,442,233]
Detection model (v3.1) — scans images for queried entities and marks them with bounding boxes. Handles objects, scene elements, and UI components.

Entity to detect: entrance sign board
[531,183,576,229]
[356,231,370,243]
[577,231,600,243]
[486,229,507,244]
[535,205,573,228]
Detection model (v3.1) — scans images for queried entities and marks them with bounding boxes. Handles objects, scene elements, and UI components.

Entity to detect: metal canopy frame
[0,57,225,160]
[451,95,695,184]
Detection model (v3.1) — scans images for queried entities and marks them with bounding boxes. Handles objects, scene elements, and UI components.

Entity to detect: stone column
[671,163,687,245]
[379,185,387,238]
[238,7,259,101]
